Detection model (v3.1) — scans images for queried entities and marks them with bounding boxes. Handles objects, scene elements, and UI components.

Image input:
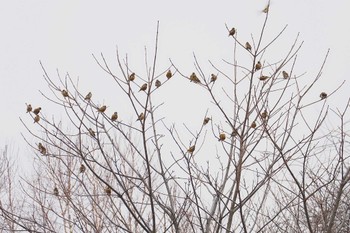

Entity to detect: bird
[85,92,92,101]
[166,70,172,79]
[261,110,268,119]
[26,104,32,113]
[259,76,269,81]
[34,115,40,123]
[128,73,136,81]
[88,128,95,137]
[245,42,252,51]
[105,186,112,196]
[155,80,161,88]
[203,117,211,125]
[210,74,217,83]
[38,143,46,155]
[219,133,226,141]
[187,145,195,153]
[79,164,86,173]
[229,27,236,37]
[137,112,144,121]
[190,72,201,83]
[53,187,59,196]
[139,83,148,92]
[111,112,118,121]
[282,71,289,79]
[97,105,107,113]
[231,129,238,137]
[33,107,41,115]
[61,89,69,98]
[262,4,269,13]
[251,121,257,128]
[320,92,327,100]
[255,61,262,71]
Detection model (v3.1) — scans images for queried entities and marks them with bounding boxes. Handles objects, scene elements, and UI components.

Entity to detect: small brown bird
[262,4,269,13]
[79,164,86,173]
[88,128,95,137]
[231,129,238,137]
[255,61,262,71]
[187,145,195,153]
[245,42,252,51]
[229,27,236,37]
[219,133,226,141]
[210,74,217,83]
[38,142,46,155]
[137,112,144,121]
[155,80,162,88]
[128,73,136,81]
[282,71,289,79]
[111,112,118,121]
[85,92,92,101]
[53,187,59,196]
[261,110,268,119]
[34,115,40,123]
[33,107,41,115]
[26,104,32,113]
[105,186,112,196]
[61,89,69,98]
[259,76,269,81]
[320,92,327,100]
[97,105,107,113]
[190,72,201,83]
[251,121,257,128]
[203,117,211,125]
[166,70,172,79]
[139,83,148,92]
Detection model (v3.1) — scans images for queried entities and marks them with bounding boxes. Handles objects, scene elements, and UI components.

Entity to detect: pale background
[1,0,349,166]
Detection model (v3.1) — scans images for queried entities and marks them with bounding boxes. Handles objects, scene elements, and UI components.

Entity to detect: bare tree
[1,6,349,233]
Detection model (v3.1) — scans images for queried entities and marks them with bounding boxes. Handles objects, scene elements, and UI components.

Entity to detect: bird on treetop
[128,73,136,81]
[203,117,211,125]
[210,74,217,83]
[139,83,148,92]
[61,89,69,98]
[97,105,107,113]
[229,27,236,37]
[111,112,118,121]
[166,70,172,79]
[85,92,92,101]
[245,42,252,51]
[155,80,161,88]
[26,104,32,113]
[33,107,41,115]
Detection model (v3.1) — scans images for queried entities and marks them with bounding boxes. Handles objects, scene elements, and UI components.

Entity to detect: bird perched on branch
[259,76,269,81]
[262,4,269,13]
[111,112,118,121]
[245,42,252,51]
[166,70,172,79]
[139,83,148,92]
[219,133,226,141]
[38,142,46,155]
[255,61,262,71]
[34,115,40,123]
[105,186,112,196]
[33,107,41,115]
[203,117,211,125]
[88,128,95,137]
[155,80,161,88]
[261,110,268,120]
[128,73,136,81]
[282,71,289,79]
[85,92,92,101]
[190,72,201,83]
[229,27,236,37]
[137,112,144,121]
[251,121,257,128]
[53,187,59,196]
[26,104,32,113]
[210,74,217,83]
[61,89,69,98]
[320,92,327,100]
[79,164,86,173]
[187,145,195,153]
[97,105,107,113]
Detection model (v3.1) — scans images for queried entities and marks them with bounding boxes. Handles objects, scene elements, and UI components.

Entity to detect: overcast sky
[1,0,349,162]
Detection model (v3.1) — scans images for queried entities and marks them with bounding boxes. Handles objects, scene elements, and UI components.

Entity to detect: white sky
[1,0,350,162]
